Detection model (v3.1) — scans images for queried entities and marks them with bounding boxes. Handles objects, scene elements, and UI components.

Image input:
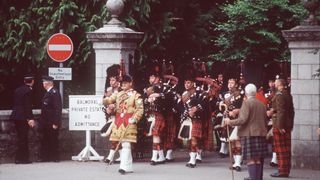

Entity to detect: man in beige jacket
[225,84,268,180]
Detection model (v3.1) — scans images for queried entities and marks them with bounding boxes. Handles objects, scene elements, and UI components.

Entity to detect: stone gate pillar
[282,1,320,170]
[87,0,143,95]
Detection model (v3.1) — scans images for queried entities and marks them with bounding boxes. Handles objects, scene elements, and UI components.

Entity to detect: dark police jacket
[40,87,62,127]
[10,84,34,121]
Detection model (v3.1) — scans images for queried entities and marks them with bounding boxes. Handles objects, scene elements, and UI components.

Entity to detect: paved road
[1,152,319,180]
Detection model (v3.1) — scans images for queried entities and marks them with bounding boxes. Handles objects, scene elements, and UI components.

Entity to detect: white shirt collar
[47,86,53,92]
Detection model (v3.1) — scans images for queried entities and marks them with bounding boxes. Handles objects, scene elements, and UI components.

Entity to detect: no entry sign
[47,33,73,62]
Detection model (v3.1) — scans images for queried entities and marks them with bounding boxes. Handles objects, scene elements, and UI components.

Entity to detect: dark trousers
[40,127,59,161]
[15,120,30,162]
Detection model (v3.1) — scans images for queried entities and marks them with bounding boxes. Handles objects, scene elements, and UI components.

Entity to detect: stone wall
[0,109,108,163]
[288,41,320,170]
[0,109,152,164]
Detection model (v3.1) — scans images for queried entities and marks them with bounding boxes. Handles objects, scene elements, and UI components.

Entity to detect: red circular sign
[47,33,73,62]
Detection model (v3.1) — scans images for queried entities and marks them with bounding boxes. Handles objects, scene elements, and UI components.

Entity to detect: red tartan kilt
[164,113,177,150]
[191,120,203,138]
[152,112,165,136]
[202,116,214,151]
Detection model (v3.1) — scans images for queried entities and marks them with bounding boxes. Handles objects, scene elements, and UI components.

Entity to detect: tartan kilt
[152,112,166,136]
[240,136,268,160]
[163,113,177,150]
[202,116,214,151]
[191,120,203,138]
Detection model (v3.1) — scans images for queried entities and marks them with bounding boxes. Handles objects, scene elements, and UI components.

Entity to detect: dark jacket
[40,87,62,127]
[10,84,34,121]
[271,89,294,131]
[229,97,268,137]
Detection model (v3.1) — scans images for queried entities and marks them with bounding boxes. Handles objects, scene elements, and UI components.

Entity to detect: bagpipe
[217,102,237,142]
[144,59,180,137]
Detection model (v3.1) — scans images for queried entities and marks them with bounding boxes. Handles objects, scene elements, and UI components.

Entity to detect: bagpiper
[102,64,122,164]
[178,73,208,168]
[218,78,244,172]
[143,69,167,165]
[265,79,278,168]
[162,73,180,162]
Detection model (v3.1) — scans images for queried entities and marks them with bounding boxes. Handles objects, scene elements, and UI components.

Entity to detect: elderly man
[39,76,62,162]
[103,75,144,175]
[225,84,268,180]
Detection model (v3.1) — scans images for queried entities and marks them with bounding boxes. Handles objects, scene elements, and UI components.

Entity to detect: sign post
[47,30,73,104]
[69,95,105,161]
[49,67,72,80]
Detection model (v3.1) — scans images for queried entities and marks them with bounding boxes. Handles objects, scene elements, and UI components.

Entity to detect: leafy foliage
[212,0,307,63]
[0,0,108,71]
[0,0,310,109]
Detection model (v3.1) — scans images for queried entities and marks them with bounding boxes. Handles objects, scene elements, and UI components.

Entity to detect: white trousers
[119,142,133,172]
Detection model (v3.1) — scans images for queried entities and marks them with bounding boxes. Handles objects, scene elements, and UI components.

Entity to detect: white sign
[69,95,106,131]
[49,67,72,80]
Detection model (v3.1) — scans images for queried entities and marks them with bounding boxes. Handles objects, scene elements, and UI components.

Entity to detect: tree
[212,0,307,64]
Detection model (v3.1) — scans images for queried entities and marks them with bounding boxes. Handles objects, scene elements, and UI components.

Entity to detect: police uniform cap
[42,75,54,82]
[121,75,132,83]
[24,74,35,80]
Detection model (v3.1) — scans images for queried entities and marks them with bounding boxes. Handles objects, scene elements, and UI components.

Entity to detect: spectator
[224,84,268,180]
[268,79,294,178]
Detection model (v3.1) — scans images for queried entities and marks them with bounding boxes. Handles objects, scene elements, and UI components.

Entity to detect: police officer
[38,76,62,162]
[10,74,35,164]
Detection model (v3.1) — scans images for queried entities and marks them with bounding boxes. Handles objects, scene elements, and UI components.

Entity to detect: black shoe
[104,159,111,164]
[155,160,165,165]
[114,160,120,164]
[235,166,241,172]
[196,159,202,163]
[118,169,126,175]
[150,161,157,165]
[36,159,49,162]
[165,158,175,162]
[186,163,196,168]
[52,159,60,162]
[218,153,227,158]
[244,177,251,180]
[270,162,278,167]
[15,160,32,164]
[270,172,289,178]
